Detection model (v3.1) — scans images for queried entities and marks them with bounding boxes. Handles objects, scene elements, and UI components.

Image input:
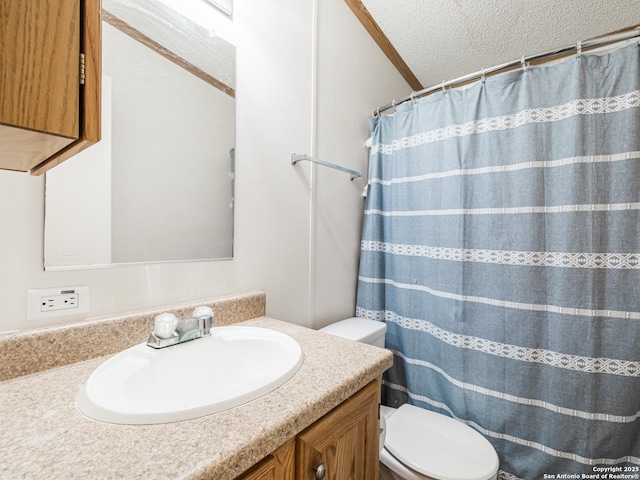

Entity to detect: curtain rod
[373,26,640,116]
[291,153,362,180]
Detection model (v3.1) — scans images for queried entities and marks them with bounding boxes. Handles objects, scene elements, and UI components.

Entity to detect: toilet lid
[385,404,499,480]
[319,317,386,344]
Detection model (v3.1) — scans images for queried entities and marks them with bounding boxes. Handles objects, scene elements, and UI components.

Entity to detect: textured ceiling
[361,0,640,92]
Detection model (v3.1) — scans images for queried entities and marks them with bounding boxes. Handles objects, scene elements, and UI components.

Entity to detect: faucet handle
[154,313,179,339]
[193,306,214,336]
[193,306,213,318]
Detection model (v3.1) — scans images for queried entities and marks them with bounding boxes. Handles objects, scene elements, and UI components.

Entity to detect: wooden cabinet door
[296,380,380,480]
[31,0,102,175]
[235,456,276,480]
[0,0,79,171]
[236,440,295,480]
[0,0,100,174]
[0,0,80,138]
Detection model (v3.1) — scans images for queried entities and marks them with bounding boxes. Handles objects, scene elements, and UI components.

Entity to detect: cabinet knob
[315,463,326,480]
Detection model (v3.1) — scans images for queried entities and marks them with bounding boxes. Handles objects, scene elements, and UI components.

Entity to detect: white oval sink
[77,326,303,424]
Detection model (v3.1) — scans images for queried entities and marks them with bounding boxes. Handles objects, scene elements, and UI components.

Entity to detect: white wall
[312,0,411,328]
[0,0,408,333]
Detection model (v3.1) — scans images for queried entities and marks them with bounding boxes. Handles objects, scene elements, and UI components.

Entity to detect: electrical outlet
[41,293,79,312]
[27,286,90,321]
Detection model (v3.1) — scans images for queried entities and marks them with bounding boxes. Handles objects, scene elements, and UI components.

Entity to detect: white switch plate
[26,286,90,321]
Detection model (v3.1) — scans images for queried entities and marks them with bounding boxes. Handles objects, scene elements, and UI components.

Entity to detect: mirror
[44,0,235,269]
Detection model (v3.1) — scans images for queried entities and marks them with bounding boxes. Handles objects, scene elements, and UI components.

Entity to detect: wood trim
[596,23,640,36]
[102,9,235,98]
[344,0,422,91]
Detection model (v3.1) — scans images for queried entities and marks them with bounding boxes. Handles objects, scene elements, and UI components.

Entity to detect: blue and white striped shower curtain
[356,43,640,478]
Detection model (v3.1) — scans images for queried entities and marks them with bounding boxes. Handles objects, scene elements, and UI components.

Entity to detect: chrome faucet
[146,306,214,349]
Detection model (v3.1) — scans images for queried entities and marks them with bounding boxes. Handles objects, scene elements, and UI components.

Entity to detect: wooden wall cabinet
[0,0,101,175]
[236,379,380,480]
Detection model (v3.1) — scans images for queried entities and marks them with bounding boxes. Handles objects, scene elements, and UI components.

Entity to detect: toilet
[319,318,499,480]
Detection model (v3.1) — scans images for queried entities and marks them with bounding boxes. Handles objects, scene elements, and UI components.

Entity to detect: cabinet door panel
[235,456,275,480]
[296,380,380,480]
[322,420,367,479]
[0,0,80,137]
[236,439,295,480]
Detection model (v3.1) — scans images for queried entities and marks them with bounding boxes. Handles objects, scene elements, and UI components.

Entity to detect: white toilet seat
[380,447,429,480]
[383,404,499,480]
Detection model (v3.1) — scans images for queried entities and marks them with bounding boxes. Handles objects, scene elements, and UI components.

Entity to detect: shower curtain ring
[410,92,417,104]
[576,40,582,60]
[480,68,486,84]
[392,99,397,111]
[521,55,529,71]
[441,81,447,95]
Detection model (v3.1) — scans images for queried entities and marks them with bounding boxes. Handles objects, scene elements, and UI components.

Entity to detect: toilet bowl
[319,317,499,480]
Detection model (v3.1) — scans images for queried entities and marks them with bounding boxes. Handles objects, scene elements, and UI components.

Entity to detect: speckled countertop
[0,293,392,480]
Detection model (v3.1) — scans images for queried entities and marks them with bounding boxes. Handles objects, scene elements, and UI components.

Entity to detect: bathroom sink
[77,326,303,424]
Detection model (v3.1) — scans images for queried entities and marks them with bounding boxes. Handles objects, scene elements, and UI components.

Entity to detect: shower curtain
[357,42,640,478]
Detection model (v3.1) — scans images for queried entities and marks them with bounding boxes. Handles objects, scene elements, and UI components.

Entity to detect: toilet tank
[319,317,387,347]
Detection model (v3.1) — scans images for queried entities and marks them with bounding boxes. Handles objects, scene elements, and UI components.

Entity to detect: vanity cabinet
[235,440,296,480]
[236,379,380,480]
[0,0,100,175]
